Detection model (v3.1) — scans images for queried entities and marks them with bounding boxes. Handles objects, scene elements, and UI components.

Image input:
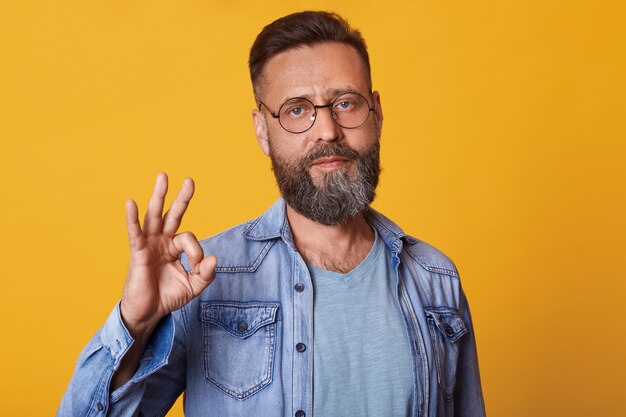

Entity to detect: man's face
[252,42,384,225]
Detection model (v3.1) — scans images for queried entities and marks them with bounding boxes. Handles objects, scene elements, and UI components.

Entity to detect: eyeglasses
[258,92,375,134]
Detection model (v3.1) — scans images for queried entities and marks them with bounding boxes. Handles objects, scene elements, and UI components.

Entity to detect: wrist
[119,301,162,341]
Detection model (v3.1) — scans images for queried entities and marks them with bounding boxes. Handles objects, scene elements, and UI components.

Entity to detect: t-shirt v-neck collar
[306,229,384,284]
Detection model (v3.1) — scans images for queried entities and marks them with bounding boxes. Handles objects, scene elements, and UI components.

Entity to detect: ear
[252,109,270,156]
[371,90,383,137]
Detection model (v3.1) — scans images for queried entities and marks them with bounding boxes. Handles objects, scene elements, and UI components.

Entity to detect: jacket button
[237,321,248,332]
[296,343,306,352]
[445,325,454,335]
[97,403,104,411]
[294,283,305,292]
[295,411,305,417]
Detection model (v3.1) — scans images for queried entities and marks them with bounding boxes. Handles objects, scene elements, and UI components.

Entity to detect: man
[58,11,485,417]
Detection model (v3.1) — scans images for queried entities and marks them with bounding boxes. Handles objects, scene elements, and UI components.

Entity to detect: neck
[286,204,375,273]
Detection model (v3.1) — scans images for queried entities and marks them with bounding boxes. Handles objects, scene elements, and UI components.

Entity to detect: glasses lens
[278,97,316,133]
[332,93,371,128]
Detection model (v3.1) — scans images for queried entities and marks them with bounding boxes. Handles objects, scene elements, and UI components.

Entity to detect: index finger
[162,177,195,236]
[125,199,145,250]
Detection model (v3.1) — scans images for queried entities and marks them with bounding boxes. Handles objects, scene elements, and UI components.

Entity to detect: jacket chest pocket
[425,307,467,402]
[201,301,280,400]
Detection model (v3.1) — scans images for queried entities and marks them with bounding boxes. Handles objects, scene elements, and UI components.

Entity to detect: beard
[269,139,381,226]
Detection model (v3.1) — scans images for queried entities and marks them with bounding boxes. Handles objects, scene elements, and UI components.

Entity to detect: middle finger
[143,172,168,236]
[162,178,195,236]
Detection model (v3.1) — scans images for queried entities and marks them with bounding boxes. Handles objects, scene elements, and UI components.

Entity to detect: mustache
[301,143,360,167]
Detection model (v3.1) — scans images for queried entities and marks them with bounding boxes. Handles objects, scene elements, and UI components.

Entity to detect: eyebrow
[282,87,364,104]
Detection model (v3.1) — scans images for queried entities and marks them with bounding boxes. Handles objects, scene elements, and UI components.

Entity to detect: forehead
[260,42,370,103]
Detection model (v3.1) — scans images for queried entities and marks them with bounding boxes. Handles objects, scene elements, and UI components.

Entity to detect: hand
[120,173,217,337]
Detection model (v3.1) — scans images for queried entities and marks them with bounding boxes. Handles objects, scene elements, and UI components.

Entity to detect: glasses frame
[258,91,375,134]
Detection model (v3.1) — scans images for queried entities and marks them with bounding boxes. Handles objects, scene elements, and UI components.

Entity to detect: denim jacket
[58,199,485,417]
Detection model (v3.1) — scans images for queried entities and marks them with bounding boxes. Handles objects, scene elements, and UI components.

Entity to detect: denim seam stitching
[214,240,275,273]
[88,366,111,416]
[403,248,459,277]
[398,278,429,417]
[200,301,279,400]
[181,305,189,335]
[424,307,468,342]
[426,318,453,401]
[242,218,282,241]
[364,213,405,252]
[202,320,276,400]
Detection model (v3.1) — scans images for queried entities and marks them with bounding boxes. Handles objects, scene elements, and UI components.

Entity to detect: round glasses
[258,92,375,134]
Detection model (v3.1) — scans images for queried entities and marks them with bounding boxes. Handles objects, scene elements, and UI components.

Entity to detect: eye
[280,98,313,119]
[289,107,305,116]
[334,97,358,112]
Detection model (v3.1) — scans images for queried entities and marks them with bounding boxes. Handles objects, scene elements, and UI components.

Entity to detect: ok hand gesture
[120,173,217,338]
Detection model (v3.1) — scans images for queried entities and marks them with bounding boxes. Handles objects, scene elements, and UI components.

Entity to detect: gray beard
[269,140,380,226]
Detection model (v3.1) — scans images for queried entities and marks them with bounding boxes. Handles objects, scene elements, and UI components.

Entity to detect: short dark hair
[249,11,371,98]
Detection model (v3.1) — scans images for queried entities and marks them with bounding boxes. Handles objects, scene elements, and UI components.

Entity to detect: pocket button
[237,321,248,332]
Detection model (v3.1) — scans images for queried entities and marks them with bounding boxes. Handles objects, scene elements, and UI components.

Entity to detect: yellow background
[1,1,625,416]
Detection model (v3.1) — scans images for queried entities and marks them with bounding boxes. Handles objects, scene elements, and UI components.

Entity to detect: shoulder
[197,220,254,252]
[366,208,459,278]
[401,237,459,278]
[180,219,279,273]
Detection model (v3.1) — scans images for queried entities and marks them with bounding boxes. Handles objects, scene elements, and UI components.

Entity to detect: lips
[301,143,360,169]
[311,156,350,167]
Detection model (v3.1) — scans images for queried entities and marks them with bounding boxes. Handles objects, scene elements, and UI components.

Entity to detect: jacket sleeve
[454,288,486,417]
[57,303,187,417]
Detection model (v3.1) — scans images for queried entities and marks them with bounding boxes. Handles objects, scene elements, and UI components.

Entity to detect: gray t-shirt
[308,229,414,417]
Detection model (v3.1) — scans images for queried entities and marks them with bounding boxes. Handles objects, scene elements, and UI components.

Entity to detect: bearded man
[59,11,485,417]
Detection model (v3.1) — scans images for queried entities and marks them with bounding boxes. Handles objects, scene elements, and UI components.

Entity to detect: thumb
[189,255,217,295]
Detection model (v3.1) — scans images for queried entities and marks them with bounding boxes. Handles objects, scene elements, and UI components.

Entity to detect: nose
[311,105,341,142]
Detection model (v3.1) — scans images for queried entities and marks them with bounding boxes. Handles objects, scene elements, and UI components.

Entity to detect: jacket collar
[242,198,415,253]
[364,208,413,253]
[241,198,289,241]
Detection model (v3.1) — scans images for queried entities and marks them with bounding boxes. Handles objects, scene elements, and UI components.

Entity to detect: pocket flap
[425,307,467,342]
[201,302,279,339]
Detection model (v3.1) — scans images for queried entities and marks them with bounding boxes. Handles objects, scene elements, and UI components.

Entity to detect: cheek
[345,132,378,154]
[268,132,310,163]
[268,139,298,166]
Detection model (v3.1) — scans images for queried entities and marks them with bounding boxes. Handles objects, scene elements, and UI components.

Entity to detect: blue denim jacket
[58,199,485,417]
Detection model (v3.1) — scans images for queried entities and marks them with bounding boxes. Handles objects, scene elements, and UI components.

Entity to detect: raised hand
[120,173,217,338]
